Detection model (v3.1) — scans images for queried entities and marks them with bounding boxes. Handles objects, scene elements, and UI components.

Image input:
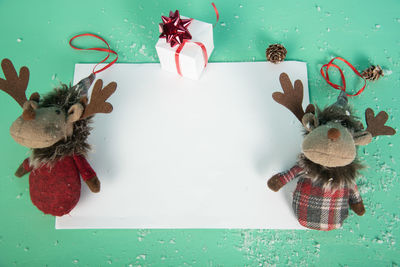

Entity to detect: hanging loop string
[69,33,118,74]
[320,57,367,97]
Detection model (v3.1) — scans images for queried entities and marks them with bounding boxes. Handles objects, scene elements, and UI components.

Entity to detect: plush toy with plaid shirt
[267,73,395,231]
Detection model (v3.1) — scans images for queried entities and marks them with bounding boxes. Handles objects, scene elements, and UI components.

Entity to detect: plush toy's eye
[341,121,348,127]
[319,119,327,125]
[55,110,61,115]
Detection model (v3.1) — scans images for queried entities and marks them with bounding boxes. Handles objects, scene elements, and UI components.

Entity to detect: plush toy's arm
[267,165,303,192]
[73,155,100,193]
[15,158,32,177]
[349,185,365,216]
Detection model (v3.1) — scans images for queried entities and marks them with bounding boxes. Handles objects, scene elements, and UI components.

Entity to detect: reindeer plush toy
[267,73,395,231]
[0,58,117,216]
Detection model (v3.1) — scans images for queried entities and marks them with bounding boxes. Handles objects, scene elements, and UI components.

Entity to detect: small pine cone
[266,44,287,64]
[361,65,384,81]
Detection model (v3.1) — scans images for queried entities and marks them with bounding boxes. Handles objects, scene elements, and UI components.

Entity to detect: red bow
[159,10,193,47]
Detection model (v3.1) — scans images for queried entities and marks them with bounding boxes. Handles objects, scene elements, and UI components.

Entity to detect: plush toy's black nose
[327,128,341,141]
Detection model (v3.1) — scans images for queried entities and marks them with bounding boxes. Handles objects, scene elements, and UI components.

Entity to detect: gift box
[155,12,214,80]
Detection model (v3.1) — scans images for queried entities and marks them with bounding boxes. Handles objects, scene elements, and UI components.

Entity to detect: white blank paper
[56,61,309,229]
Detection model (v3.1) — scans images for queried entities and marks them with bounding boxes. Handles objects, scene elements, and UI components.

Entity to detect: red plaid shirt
[278,165,363,231]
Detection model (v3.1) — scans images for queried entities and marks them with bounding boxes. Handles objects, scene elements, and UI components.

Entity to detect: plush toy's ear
[67,103,84,123]
[353,131,372,146]
[22,99,39,121]
[302,113,318,132]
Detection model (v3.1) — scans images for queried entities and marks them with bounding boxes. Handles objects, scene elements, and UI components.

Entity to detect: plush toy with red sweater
[0,58,117,216]
[267,73,395,231]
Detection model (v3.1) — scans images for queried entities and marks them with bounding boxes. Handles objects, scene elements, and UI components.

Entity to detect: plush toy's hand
[267,174,284,192]
[350,201,365,216]
[15,163,29,178]
[86,176,101,193]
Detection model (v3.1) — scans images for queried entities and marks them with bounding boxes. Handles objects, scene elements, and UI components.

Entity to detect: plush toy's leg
[15,162,29,177]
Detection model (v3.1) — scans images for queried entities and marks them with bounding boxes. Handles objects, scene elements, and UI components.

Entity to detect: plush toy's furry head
[8,74,95,151]
[300,91,372,169]
[30,84,92,166]
[298,97,367,189]
[0,59,116,167]
[0,58,117,215]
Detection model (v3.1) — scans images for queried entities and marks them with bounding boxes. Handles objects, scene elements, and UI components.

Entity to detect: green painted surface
[0,0,399,266]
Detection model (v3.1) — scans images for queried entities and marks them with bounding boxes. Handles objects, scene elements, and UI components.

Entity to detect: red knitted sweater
[22,155,96,216]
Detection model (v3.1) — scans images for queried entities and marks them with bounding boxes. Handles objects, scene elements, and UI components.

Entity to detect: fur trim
[298,154,364,190]
[30,84,92,167]
[316,105,364,133]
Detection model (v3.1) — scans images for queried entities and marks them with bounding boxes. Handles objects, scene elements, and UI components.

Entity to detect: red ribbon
[162,3,219,77]
[320,57,366,97]
[69,33,118,74]
[175,40,208,76]
[211,2,220,27]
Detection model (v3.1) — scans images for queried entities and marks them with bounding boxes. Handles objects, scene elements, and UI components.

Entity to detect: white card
[56,61,309,229]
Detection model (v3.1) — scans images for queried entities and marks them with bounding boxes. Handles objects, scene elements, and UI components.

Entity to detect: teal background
[0,0,399,266]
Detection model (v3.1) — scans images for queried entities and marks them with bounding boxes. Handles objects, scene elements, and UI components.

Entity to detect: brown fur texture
[30,84,92,166]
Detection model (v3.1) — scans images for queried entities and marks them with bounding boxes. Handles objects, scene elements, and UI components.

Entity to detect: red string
[69,33,118,74]
[175,42,186,76]
[173,3,217,76]
[175,40,208,76]
[194,42,208,67]
[320,57,367,97]
[211,2,219,27]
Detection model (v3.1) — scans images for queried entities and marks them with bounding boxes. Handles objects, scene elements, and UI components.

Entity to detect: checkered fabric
[277,165,363,231]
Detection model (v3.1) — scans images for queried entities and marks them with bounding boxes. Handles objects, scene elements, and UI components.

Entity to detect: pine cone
[266,44,287,64]
[361,65,384,81]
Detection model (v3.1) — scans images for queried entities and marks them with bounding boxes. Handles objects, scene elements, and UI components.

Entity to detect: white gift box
[155,16,214,80]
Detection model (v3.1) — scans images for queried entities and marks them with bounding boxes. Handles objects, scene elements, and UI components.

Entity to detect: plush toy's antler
[81,79,117,119]
[272,73,315,122]
[365,108,396,137]
[0,59,29,107]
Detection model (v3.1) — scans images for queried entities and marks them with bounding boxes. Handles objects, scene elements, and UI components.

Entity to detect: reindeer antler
[272,73,314,122]
[81,79,117,119]
[365,108,396,137]
[0,59,29,107]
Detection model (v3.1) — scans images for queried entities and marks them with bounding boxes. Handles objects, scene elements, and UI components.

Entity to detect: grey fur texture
[316,105,364,133]
[298,154,364,190]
